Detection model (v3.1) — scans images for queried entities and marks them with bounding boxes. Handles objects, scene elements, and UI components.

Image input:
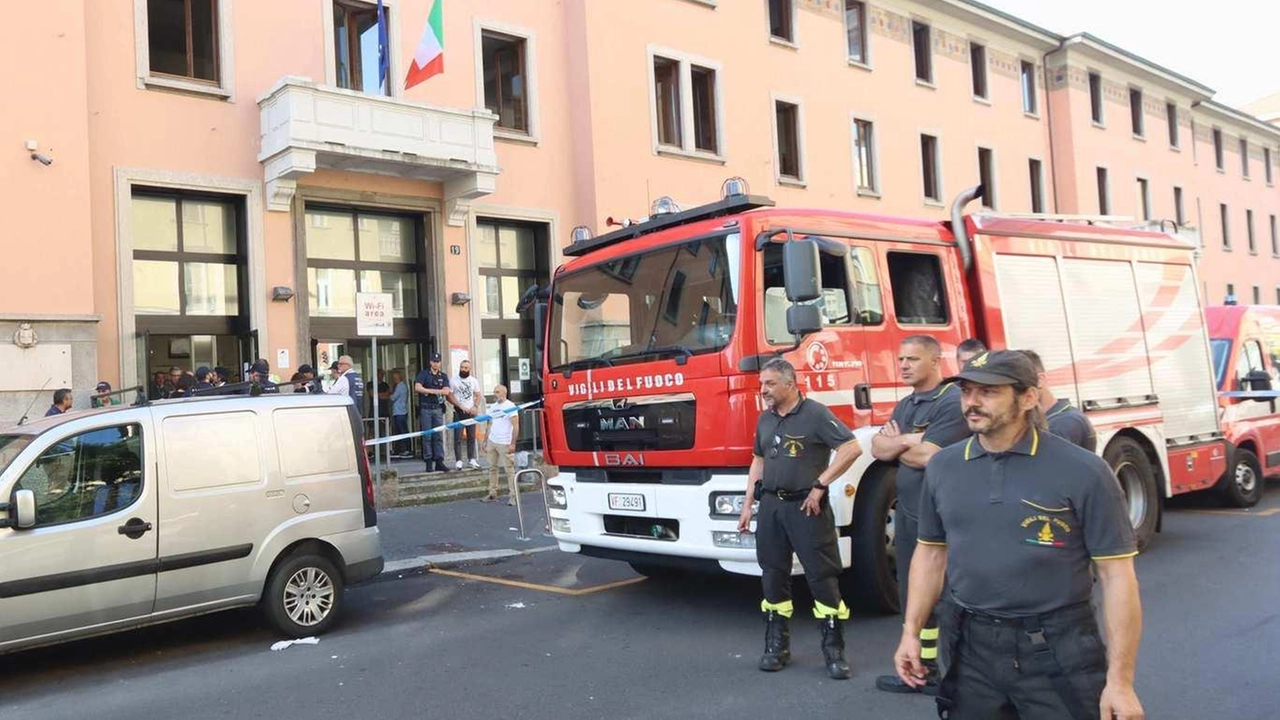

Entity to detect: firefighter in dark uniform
[895,350,1145,720]
[872,334,969,694]
[736,357,863,680]
[1021,350,1097,453]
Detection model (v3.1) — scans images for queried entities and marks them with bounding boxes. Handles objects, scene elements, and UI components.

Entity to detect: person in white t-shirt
[450,359,484,470]
[482,384,520,504]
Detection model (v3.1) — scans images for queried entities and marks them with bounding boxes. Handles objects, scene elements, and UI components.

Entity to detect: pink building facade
[1,0,1277,419]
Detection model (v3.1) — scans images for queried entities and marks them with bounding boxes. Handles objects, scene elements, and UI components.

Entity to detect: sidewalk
[374,493,558,576]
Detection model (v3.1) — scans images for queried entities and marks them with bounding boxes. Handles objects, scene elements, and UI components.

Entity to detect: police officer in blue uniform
[894,350,1144,720]
[414,352,452,473]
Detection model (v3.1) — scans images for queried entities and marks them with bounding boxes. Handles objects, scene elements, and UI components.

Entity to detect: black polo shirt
[753,397,856,493]
[889,382,967,520]
[1046,398,1097,453]
[414,369,450,408]
[918,427,1137,616]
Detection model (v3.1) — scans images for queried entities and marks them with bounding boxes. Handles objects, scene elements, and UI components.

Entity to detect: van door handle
[854,383,872,410]
[118,518,153,539]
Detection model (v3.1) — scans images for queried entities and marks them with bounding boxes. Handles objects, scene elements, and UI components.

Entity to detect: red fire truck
[534,181,1229,612]
[1205,304,1280,506]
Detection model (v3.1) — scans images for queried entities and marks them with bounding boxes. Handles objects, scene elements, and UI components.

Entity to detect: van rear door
[0,418,157,648]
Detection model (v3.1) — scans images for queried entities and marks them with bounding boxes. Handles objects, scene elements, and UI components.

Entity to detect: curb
[380,545,559,577]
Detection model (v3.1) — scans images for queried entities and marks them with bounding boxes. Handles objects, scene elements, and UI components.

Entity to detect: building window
[1137,178,1151,221]
[1021,61,1037,114]
[1226,282,1235,302]
[482,30,528,133]
[1240,138,1250,178]
[1089,72,1103,124]
[768,0,794,42]
[650,51,722,157]
[775,100,802,181]
[1271,214,1277,256]
[333,0,387,95]
[1253,286,1262,305]
[1213,129,1224,170]
[977,147,996,209]
[306,208,421,319]
[970,43,988,100]
[852,118,877,193]
[1166,103,1179,148]
[844,1,867,63]
[1173,186,1185,226]
[132,191,243,318]
[1129,88,1144,137]
[147,0,219,83]
[1220,203,1230,249]
[1267,148,1274,184]
[921,134,941,202]
[1247,209,1256,253]
[1096,167,1109,215]
[1028,158,1045,213]
[912,22,933,84]
[653,56,683,148]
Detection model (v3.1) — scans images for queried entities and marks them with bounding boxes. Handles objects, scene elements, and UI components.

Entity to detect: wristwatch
[811,482,828,493]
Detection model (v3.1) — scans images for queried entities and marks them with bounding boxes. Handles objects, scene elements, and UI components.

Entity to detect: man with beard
[736,357,863,679]
[894,350,1144,720]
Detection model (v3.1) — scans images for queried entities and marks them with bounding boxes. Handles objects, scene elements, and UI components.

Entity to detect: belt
[761,487,811,501]
[956,600,1093,628]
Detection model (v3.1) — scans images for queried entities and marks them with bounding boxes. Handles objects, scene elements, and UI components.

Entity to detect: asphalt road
[2,490,1278,720]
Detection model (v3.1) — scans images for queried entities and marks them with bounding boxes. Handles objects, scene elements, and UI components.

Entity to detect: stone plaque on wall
[0,344,73,391]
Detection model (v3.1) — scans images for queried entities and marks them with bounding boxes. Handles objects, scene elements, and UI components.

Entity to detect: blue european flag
[377,0,389,93]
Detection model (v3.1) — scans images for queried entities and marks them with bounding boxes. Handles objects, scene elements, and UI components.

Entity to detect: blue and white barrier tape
[363,399,542,447]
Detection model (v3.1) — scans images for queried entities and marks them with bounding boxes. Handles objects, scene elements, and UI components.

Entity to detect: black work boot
[820,617,851,680]
[758,611,791,672]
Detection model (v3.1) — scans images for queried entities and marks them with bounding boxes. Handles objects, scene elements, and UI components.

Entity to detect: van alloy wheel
[283,567,335,627]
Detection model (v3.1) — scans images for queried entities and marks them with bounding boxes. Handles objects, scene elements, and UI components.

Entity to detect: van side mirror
[1244,369,1273,395]
[783,239,821,302]
[2,489,37,530]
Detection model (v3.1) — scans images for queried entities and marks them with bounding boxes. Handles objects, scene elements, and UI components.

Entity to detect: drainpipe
[951,185,983,273]
[1043,41,1066,214]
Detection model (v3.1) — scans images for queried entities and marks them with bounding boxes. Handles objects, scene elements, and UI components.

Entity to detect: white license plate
[608,493,646,512]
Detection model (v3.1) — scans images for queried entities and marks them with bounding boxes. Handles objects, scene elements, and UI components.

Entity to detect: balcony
[257,77,499,225]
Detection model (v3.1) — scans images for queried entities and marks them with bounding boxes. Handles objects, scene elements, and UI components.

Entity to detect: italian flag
[405,0,443,90]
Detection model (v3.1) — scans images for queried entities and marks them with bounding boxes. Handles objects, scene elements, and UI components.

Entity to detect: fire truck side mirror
[533,300,547,371]
[786,304,823,338]
[783,239,820,303]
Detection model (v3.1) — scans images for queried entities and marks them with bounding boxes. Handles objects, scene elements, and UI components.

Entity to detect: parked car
[1206,304,1280,506]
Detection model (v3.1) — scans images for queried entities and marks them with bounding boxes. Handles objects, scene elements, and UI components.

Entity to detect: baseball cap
[298,363,315,375]
[951,349,1039,388]
[329,361,341,371]
[195,366,210,380]
[429,352,442,362]
[95,381,111,392]
[251,360,270,375]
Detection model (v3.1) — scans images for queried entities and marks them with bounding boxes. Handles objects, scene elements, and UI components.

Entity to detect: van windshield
[0,435,34,475]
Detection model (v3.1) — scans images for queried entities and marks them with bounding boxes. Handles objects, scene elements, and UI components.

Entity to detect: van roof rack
[564,194,775,258]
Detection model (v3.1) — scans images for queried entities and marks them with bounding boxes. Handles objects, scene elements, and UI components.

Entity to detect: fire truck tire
[1103,437,1160,551]
[842,465,899,614]
[1218,447,1264,508]
[628,562,684,579]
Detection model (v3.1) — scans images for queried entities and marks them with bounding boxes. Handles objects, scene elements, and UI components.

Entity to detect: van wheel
[1220,448,1263,508]
[262,553,344,637]
[1103,437,1160,551]
[842,466,899,614]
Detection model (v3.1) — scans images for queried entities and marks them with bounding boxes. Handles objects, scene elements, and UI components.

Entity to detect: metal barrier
[512,467,550,541]
[522,407,547,458]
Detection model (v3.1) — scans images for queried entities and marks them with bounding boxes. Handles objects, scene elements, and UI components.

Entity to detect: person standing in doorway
[148,371,167,401]
[871,334,969,694]
[193,366,214,394]
[390,369,411,459]
[45,388,74,416]
[326,355,364,414]
[414,353,451,473]
[450,359,483,471]
[482,384,520,503]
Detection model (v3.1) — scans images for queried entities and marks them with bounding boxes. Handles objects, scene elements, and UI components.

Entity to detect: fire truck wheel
[1103,437,1160,551]
[842,465,899,614]
[628,562,684,579]
[1219,447,1263,508]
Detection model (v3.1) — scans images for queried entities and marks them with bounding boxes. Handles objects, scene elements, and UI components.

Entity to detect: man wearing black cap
[193,366,214,394]
[246,359,280,395]
[894,350,1144,720]
[414,352,451,472]
[92,381,117,408]
[295,363,321,394]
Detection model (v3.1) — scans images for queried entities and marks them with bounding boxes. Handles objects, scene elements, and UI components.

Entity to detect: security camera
[30,152,53,166]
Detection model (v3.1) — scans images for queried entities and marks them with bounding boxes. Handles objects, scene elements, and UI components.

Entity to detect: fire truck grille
[562,394,695,452]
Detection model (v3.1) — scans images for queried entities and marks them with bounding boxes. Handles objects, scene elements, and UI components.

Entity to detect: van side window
[1236,340,1267,388]
[850,246,884,325]
[762,241,855,345]
[14,424,143,527]
[887,252,949,325]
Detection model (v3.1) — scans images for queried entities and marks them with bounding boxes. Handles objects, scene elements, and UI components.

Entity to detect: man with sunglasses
[737,357,863,680]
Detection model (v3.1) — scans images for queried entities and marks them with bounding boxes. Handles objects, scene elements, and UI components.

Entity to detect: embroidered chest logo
[1020,514,1072,547]
[781,435,806,458]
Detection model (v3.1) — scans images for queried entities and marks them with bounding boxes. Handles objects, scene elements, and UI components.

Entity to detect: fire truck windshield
[548,232,742,372]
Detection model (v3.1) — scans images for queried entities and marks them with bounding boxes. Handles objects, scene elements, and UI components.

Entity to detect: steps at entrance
[385,460,556,507]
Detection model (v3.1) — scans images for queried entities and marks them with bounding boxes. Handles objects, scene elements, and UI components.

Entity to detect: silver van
[0,393,383,653]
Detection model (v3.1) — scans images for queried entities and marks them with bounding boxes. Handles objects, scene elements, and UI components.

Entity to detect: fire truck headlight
[547,484,568,509]
[710,493,757,518]
[712,531,756,549]
[551,517,572,534]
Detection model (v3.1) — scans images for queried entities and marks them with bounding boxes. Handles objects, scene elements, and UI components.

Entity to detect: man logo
[600,416,645,431]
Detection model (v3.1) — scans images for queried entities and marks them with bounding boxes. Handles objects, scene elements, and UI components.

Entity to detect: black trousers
[895,510,920,612]
[936,601,1107,720]
[755,493,842,609]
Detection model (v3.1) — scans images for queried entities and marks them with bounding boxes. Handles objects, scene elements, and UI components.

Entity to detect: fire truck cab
[536,182,1228,612]
[1205,304,1280,506]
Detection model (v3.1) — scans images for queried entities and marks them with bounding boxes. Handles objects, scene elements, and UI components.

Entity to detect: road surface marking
[428,567,647,596]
